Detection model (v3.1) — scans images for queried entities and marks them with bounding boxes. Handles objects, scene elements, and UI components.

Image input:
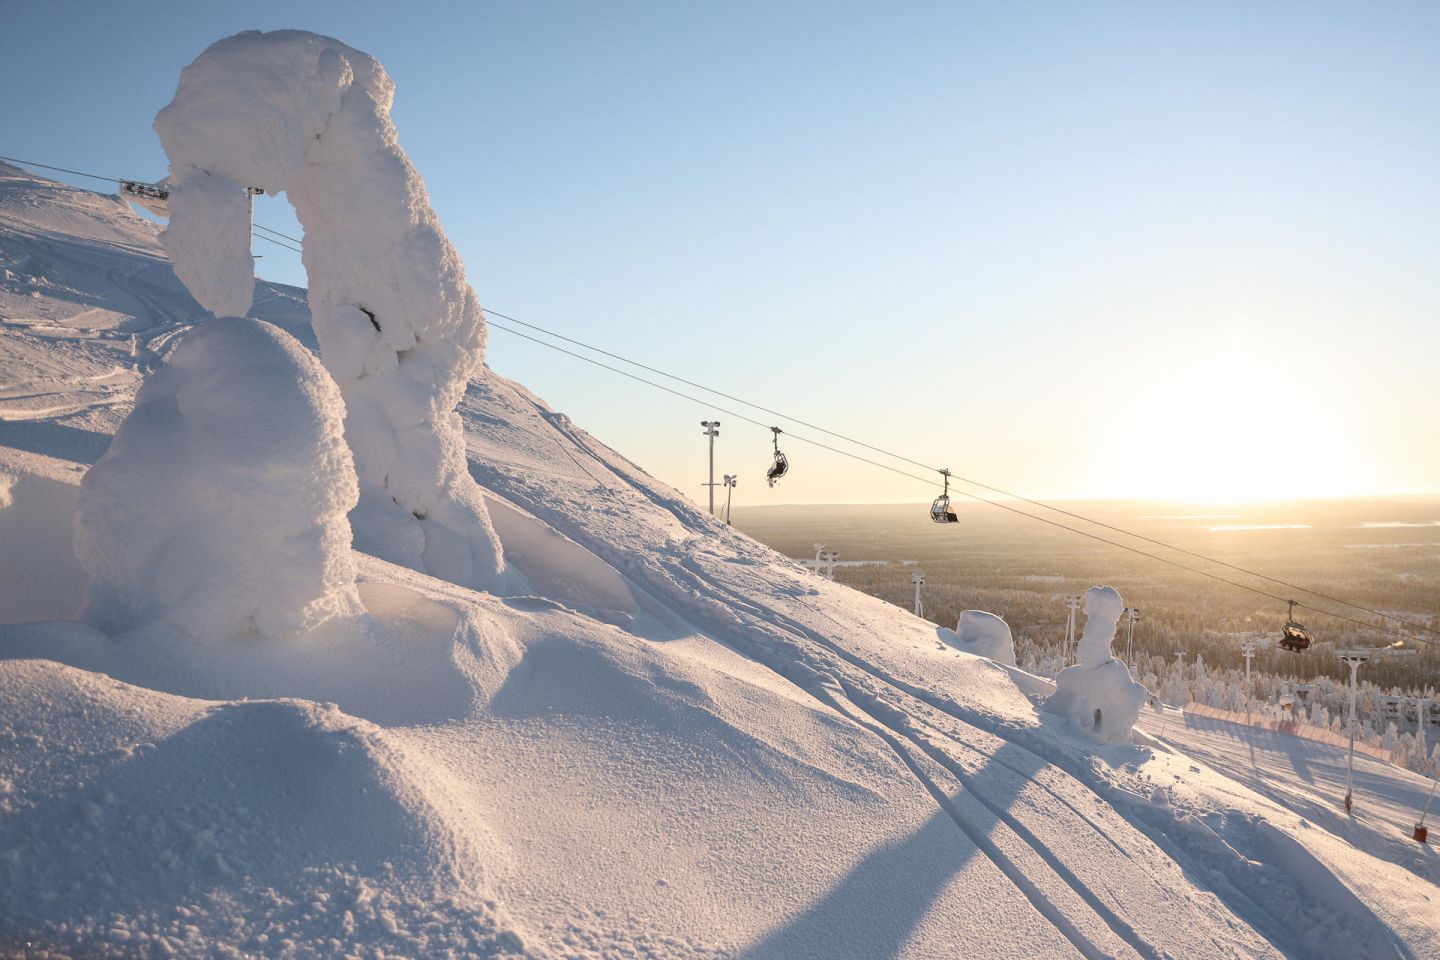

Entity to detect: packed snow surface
[156,30,505,591]
[76,317,362,642]
[1044,586,1147,745]
[2,107,1438,959]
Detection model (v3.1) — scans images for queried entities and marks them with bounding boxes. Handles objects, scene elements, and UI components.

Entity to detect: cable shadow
[1186,712,1313,786]
[735,806,973,960]
[0,419,111,464]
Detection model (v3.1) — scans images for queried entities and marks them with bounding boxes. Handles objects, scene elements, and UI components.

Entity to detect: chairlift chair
[120,180,169,202]
[766,426,789,487]
[930,468,959,524]
[119,180,171,217]
[1279,599,1314,652]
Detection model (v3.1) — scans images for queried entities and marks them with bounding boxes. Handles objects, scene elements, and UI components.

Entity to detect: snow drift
[1043,585,1147,744]
[155,29,505,591]
[75,317,362,641]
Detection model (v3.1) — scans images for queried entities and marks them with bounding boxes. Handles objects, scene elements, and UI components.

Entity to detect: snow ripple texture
[154,30,505,592]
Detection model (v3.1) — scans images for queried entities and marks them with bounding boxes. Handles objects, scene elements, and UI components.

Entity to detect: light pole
[1239,640,1257,724]
[912,571,925,618]
[1416,777,1438,844]
[1174,650,1186,705]
[1124,607,1140,666]
[1415,697,1430,767]
[1337,648,1372,813]
[1063,595,1081,665]
[812,543,826,575]
[822,549,838,580]
[722,475,737,525]
[700,421,720,515]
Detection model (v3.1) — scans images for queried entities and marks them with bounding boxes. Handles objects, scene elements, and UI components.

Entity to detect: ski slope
[2,159,1437,959]
[1140,707,1439,885]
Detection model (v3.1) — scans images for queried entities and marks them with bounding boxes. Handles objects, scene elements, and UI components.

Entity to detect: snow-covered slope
[1,162,1436,958]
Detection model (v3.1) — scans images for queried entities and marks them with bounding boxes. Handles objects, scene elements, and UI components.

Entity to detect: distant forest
[731,496,1440,693]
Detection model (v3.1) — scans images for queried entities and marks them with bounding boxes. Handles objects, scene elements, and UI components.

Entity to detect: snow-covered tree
[1044,586,1147,744]
[77,319,363,641]
[154,30,505,591]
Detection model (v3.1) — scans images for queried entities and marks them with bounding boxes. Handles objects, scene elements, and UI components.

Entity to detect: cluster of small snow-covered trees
[79,30,506,643]
[1017,635,1440,774]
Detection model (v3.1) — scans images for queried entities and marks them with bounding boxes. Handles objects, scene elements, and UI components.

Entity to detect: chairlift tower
[1414,697,1430,766]
[912,571,926,618]
[1239,640,1257,723]
[1337,648,1372,813]
[1063,595,1081,665]
[1124,607,1140,666]
[700,421,720,515]
[722,475,737,525]
[1416,777,1438,844]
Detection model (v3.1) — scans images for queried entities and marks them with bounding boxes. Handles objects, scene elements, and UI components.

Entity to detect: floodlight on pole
[722,474,737,525]
[1124,607,1140,666]
[700,421,720,515]
[912,571,926,618]
[1063,595,1081,666]
[1337,648,1372,813]
[1239,639,1257,723]
[812,543,826,574]
[1413,697,1429,766]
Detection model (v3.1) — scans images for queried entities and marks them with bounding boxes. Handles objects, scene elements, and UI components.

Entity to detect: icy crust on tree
[75,318,363,642]
[154,30,504,591]
[1043,585,1147,744]
[940,609,1018,665]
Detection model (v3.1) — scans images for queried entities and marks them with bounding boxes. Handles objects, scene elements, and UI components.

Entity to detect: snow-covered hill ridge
[1,161,1436,958]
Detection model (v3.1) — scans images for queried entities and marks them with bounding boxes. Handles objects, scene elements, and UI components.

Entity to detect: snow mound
[1043,585,1146,744]
[0,661,523,958]
[76,317,362,642]
[939,609,1018,665]
[155,29,505,591]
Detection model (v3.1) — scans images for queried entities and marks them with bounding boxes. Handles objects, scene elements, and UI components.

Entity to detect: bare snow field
[1,41,1437,958]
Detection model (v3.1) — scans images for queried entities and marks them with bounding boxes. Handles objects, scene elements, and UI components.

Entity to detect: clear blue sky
[3,1,1436,505]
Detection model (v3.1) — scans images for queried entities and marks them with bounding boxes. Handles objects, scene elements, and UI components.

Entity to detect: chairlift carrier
[1280,599,1314,652]
[766,426,789,487]
[931,469,959,524]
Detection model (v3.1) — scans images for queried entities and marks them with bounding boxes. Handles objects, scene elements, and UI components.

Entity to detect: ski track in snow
[1,163,1437,959]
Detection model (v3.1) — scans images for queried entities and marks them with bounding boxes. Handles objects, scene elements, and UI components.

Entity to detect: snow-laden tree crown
[154,30,505,591]
[75,318,364,641]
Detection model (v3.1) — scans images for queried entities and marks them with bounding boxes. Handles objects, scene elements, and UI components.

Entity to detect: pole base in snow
[1344,793,1352,813]
[1414,824,1428,844]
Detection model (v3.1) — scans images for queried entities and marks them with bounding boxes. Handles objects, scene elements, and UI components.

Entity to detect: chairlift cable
[250,233,303,254]
[0,154,124,185]
[3,154,1433,646]
[486,316,1436,649]
[252,222,303,245]
[482,305,1440,640]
